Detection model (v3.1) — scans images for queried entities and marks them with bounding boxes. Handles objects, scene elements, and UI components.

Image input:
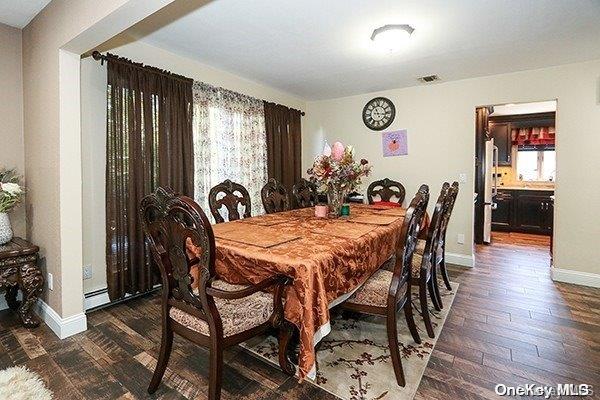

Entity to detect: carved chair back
[140,187,223,336]
[418,184,453,276]
[261,178,290,214]
[393,184,429,282]
[438,182,459,252]
[208,180,252,223]
[292,178,318,208]
[367,178,406,205]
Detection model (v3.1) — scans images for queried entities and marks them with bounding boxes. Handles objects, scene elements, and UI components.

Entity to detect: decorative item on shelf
[307,141,371,217]
[0,169,24,245]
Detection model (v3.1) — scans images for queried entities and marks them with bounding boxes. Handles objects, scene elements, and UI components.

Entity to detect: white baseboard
[551,267,600,288]
[34,300,87,339]
[446,252,474,268]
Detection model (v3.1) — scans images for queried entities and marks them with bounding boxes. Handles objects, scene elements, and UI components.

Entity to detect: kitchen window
[516,148,556,182]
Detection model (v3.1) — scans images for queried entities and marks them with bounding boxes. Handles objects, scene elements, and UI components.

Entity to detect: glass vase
[327,185,349,217]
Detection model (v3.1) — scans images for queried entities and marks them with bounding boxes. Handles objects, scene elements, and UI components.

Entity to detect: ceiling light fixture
[371,24,414,52]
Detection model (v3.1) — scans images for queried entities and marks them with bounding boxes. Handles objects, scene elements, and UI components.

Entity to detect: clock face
[362,97,395,131]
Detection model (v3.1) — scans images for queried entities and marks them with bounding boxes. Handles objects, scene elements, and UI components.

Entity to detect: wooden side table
[0,237,44,328]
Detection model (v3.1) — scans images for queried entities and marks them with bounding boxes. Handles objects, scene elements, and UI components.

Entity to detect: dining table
[208,203,425,380]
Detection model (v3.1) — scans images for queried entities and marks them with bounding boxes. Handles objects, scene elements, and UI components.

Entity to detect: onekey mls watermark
[495,384,594,398]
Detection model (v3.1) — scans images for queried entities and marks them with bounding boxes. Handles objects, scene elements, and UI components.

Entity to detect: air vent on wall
[417,75,441,83]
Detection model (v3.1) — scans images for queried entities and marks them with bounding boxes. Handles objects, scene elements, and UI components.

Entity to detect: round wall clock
[362,97,396,131]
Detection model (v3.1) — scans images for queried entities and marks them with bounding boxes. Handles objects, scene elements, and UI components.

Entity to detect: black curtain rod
[91,51,193,84]
[91,51,306,116]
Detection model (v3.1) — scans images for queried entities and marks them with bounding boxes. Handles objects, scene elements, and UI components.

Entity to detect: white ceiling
[491,101,557,116]
[0,0,51,28]
[133,0,600,100]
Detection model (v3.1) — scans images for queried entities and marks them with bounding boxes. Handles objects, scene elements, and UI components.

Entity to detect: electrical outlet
[83,265,92,280]
[457,234,465,244]
[459,173,467,183]
[47,273,53,290]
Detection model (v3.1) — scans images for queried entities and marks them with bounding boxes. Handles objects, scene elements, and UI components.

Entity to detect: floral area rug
[241,283,458,400]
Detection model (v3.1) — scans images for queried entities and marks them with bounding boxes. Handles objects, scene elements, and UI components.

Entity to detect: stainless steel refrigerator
[483,138,498,244]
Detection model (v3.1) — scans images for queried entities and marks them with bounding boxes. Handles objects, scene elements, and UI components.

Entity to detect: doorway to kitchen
[473,100,556,266]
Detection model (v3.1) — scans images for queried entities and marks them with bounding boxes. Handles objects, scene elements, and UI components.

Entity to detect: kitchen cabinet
[489,122,512,166]
[492,189,553,235]
[491,190,513,230]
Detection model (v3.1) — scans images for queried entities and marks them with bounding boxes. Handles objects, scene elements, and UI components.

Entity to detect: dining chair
[437,181,459,291]
[140,187,290,400]
[292,178,318,208]
[208,179,251,223]
[411,183,453,338]
[367,178,406,205]
[414,181,459,311]
[341,185,429,387]
[261,178,290,214]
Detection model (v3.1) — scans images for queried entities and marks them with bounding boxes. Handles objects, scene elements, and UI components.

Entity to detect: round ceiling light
[371,24,414,52]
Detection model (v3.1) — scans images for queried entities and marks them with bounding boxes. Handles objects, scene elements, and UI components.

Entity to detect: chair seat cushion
[416,239,426,254]
[411,252,424,278]
[346,270,406,307]
[413,239,442,278]
[169,280,274,337]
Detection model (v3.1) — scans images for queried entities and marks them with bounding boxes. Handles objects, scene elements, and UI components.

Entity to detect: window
[516,149,556,182]
[192,82,268,220]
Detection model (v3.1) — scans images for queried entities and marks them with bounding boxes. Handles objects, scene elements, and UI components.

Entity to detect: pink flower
[331,141,345,161]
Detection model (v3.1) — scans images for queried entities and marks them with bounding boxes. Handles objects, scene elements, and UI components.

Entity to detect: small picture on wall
[382,130,408,157]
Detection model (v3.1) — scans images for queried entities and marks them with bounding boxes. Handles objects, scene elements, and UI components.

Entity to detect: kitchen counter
[498,186,554,191]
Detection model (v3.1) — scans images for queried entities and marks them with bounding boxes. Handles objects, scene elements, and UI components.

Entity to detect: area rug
[242,283,458,400]
[0,366,52,400]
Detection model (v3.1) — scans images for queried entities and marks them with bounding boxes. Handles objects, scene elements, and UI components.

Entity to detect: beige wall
[22,0,177,319]
[304,59,600,277]
[0,23,25,238]
[81,41,306,294]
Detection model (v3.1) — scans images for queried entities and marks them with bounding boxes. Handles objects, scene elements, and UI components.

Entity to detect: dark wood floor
[1,231,599,399]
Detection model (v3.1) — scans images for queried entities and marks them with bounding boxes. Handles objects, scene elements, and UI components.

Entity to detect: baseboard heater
[84,284,161,312]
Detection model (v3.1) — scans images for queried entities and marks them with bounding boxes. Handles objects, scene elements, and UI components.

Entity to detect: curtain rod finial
[92,51,103,61]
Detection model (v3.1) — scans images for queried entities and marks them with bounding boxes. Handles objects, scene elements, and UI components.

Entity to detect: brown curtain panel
[106,54,194,301]
[264,101,302,192]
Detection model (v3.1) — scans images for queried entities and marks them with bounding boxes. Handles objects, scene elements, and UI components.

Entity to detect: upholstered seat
[411,252,424,278]
[412,239,442,278]
[416,239,426,254]
[346,270,407,308]
[169,280,274,337]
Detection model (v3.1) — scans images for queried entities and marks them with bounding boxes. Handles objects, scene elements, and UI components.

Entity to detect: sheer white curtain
[192,82,268,217]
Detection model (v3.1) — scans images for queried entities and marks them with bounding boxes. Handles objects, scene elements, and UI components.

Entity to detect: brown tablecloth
[212,204,410,380]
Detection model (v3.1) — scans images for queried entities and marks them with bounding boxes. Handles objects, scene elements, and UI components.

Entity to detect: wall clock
[362,97,395,131]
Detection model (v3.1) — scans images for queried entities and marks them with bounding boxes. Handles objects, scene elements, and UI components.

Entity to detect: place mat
[239,213,297,227]
[311,221,377,239]
[347,214,401,225]
[376,207,407,217]
[367,204,397,210]
[212,221,246,234]
[213,223,300,248]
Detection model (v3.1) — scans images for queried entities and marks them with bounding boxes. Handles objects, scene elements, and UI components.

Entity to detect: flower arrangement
[0,169,24,213]
[307,141,371,215]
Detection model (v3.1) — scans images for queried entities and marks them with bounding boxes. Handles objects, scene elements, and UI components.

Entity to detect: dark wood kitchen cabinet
[491,190,513,230]
[492,189,553,235]
[488,122,512,166]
